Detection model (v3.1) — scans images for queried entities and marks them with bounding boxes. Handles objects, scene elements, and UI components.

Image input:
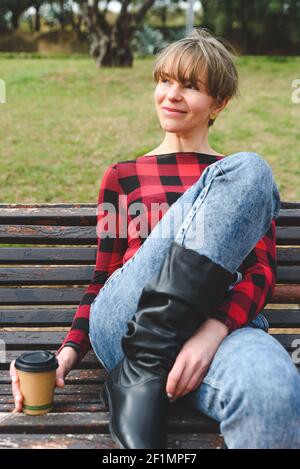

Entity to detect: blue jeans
[89,152,300,448]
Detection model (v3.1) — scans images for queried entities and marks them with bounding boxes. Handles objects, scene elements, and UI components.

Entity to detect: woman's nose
[165,83,182,100]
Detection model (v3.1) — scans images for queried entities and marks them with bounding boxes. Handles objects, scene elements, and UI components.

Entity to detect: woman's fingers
[170,366,193,400]
[54,346,78,388]
[10,360,23,413]
[55,362,66,388]
[179,371,205,399]
[166,360,185,401]
[166,353,207,401]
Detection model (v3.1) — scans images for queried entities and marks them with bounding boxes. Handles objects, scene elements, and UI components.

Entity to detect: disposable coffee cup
[15,351,58,416]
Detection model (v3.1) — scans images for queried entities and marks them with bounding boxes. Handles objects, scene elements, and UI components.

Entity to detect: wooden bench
[0,202,299,449]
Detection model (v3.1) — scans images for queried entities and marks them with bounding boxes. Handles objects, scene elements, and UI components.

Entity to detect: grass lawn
[0,53,299,203]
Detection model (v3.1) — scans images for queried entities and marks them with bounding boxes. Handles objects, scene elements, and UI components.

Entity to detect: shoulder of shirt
[106,160,136,178]
[107,158,141,177]
[104,160,137,192]
[107,159,137,170]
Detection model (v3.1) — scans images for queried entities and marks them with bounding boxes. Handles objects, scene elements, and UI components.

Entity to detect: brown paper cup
[17,369,56,415]
[15,351,58,416]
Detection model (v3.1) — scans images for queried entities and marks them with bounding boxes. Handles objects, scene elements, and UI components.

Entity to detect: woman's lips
[162,107,187,115]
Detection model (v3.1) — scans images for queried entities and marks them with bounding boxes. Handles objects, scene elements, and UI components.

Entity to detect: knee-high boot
[103,241,236,449]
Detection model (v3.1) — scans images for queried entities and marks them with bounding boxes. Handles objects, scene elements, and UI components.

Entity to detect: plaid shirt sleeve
[211,218,277,332]
[57,163,127,362]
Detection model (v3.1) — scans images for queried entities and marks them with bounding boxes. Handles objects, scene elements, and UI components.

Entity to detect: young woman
[11,28,300,449]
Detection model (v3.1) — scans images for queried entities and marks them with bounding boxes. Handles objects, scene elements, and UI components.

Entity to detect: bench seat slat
[263,309,300,327]
[0,384,102,396]
[0,350,99,370]
[276,266,300,283]
[0,246,299,265]
[1,308,299,328]
[277,248,300,264]
[0,207,95,226]
[0,267,94,286]
[0,308,75,326]
[0,225,95,244]
[0,285,299,305]
[1,331,299,354]
[0,265,299,285]
[278,202,300,209]
[1,331,66,349]
[0,225,299,245]
[0,348,298,372]
[277,209,300,226]
[0,202,298,222]
[273,284,300,303]
[0,369,105,385]
[0,410,219,434]
[0,248,97,264]
[0,394,103,410]
[3,364,300,387]
[0,287,85,305]
[0,395,101,405]
[0,433,224,449]
[276,226,300,245]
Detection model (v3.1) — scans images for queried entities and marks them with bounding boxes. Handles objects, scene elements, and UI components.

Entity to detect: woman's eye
[159,78,197,90]
[185,83,195,90]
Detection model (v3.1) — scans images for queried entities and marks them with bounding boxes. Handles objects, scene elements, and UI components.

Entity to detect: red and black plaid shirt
[57,152,277,362]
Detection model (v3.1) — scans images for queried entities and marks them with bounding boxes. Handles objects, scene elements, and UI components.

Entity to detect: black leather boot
[103,241,236,449]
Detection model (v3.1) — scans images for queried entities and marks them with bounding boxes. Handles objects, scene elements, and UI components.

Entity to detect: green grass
[0,54,299,203]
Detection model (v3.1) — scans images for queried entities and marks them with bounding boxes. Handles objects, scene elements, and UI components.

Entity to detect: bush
[131,24,169,57]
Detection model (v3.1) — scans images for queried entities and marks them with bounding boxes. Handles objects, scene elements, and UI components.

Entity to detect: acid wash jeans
[89,151,300,449]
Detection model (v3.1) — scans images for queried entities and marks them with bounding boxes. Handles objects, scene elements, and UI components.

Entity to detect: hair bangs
[153,44,208,92]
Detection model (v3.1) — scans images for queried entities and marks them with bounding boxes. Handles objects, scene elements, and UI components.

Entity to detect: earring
[209,114,217,121]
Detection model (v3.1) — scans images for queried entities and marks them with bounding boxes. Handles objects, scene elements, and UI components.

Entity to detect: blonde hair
[153,27,240,127]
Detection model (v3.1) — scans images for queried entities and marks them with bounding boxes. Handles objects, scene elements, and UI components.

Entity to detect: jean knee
[244,153,280,217]
[223,361,300,448]
[237,152,273,181]
[231,337,300,418]
[231,152,277,209]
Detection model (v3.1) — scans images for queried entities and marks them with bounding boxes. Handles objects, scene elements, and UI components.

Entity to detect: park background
[0,0,299,204]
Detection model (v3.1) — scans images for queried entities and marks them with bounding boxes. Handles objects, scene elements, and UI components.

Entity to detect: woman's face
[154,73,216,133]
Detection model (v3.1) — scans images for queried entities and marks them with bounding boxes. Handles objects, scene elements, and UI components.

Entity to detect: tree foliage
[202,0,300,54]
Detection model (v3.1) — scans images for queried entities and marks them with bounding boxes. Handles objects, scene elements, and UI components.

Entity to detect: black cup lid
[15,351,59,373]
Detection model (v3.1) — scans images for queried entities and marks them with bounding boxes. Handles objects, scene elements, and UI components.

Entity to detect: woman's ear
[210,97,229,119]
[211,96,230,118]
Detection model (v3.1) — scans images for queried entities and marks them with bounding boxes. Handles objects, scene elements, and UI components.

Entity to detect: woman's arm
[56,163,127,363]
[11,164,128,413]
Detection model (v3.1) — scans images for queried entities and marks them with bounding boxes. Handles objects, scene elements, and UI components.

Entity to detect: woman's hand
[166,318,229,401]
[10,346,79,413]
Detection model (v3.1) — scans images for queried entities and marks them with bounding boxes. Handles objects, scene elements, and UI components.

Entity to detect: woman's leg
[89,151,281,372]
[180,326,300,449]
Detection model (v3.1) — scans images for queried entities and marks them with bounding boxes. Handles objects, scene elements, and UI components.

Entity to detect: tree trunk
[11,12,19,30]
[89,27,134,67]
[71,12,84,41]
[161,6,168,27]
[82,0,156,68]
[28,15,34,33]
[34,6,41,32]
